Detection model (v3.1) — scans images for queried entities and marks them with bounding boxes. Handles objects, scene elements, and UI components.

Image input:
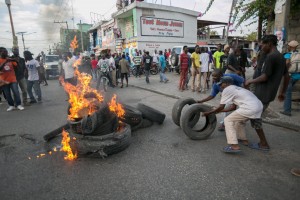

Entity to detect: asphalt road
[0,79,299,200]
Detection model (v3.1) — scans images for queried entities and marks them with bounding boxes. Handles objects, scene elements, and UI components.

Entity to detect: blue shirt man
[198,70,244,103]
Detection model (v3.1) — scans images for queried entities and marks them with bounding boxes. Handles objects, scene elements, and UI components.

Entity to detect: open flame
[70,35,78,50]
[61,129,77,160]
[108,94,125,119]
[61,65,104,120]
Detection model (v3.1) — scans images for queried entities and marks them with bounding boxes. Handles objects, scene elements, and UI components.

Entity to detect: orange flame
[61,129,77,161]
[70,35,78,50]
[62,67,104,120]
[108,94,125,119]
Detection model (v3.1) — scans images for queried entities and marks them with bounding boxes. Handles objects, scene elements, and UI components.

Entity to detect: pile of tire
[120,103,166,131]
[44,102,165,158]
[172,98,217,140]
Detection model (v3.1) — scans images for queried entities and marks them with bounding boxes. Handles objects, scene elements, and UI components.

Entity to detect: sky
[0,0,257,55]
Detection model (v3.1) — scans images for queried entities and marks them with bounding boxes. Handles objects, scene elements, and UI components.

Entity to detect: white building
[112,1,199,55]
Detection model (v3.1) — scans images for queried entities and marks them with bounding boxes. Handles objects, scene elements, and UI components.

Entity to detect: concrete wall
[288,15,300,45]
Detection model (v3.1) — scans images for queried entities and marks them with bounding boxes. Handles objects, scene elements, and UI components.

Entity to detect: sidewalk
[127,71,300,132]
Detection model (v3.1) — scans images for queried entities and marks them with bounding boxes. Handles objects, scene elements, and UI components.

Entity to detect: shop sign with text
[141,17,184,38]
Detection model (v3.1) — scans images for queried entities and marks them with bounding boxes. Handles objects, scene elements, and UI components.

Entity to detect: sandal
[222,146,241,154]
[248,143,270,151]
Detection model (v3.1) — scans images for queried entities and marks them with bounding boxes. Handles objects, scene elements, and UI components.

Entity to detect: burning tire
[172,98,197,126]
[46,123,132,158]
[88,114,119,136]
[70,123,132,157]
[120,104,143,127]
[180,104,217,140]
[137,103,166,124]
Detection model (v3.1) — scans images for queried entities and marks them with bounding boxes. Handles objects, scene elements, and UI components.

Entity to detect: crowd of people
[0,46,46,111]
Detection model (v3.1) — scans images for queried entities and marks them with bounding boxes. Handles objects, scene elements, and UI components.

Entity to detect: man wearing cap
[197,69,244,131]
[281,40,300,116]
[203,76,263,153]
[11,46,29,106]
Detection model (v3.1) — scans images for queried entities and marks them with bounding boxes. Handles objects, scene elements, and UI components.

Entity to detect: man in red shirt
[179,46,189,91]
[90,54,98,80]
[0,47,24,111]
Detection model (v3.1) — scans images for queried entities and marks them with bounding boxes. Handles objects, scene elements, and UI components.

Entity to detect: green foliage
[202,0,216,16]
[246,32,257,41]
[234,0,276,29]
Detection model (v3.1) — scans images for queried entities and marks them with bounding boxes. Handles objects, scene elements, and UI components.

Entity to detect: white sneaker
[7,106,15,112]
[17,105,24,110]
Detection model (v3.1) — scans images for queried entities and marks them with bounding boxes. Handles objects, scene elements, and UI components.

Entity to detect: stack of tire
[44,103,165,158]
[120,103,166,131]
[172,98,217,140]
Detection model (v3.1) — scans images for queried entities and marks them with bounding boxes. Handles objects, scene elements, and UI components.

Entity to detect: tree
[246,32,257,41]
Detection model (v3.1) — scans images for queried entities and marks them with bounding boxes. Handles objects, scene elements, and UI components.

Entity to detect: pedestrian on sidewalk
[11,46,30,106]
[245,35,289,151]
[0,47,24,111]
[203,76,263,153]
[281,40,300,116]
[133,52,142,78]
[213,44,224,69]
[197,69,244,131]
[119,54,130,88]
[24,51,42,103]
[225,48,242,75]
[109,54,117,87]
[179,46,189,91]
[190,46,201,92]
[159,50,168,83]
[143,51,152,84]
[200,47,210,92]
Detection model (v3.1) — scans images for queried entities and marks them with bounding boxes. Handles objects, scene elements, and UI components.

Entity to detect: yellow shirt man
[213,50,224,68]
[191,52,200,68]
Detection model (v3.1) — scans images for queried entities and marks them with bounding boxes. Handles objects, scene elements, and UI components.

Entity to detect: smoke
[37,0,73,41]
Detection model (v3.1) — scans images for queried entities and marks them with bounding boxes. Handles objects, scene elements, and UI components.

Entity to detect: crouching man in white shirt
[203,76,263,154]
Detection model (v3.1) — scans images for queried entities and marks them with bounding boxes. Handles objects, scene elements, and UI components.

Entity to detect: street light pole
[5,0,18,47]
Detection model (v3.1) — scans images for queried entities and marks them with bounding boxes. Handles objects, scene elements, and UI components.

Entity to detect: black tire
[68,123,131,157]
[137,103,166,124]
[88,114,119,136]
[131,118,144,132]
[172,98,197,126]
[120,104,143,126]
[43,123,69,141]
[140,118,154,129]
[180,104,217,140]
[170,54,179,66]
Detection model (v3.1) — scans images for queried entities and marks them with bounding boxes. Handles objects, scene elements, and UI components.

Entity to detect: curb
[130,84,300,132]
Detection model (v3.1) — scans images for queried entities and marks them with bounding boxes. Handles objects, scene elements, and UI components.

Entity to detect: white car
[44,55,60,79]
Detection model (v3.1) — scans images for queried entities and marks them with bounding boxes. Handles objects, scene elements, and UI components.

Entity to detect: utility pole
[5,0,18,47]
[16,32,36,51]
[80,20,84,52]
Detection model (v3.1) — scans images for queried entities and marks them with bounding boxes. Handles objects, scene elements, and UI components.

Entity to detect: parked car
[44,55,60,79]
[170,45,217,73]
